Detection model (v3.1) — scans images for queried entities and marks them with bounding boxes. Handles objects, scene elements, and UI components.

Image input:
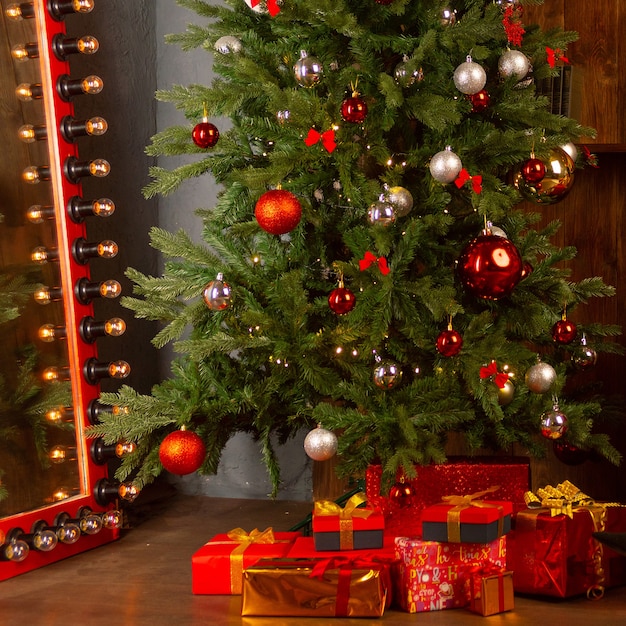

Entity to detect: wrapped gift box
[508,493,626,598]
[468,568,514,616]
[421,498,513,543]
[312,493,384,551]
[192,528,300,595]
[366,457,529,538]
[241,557,388,617]
[393,535,507,613]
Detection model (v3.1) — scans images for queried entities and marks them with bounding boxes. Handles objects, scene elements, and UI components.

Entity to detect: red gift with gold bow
[507,480,626,598]
[312,492,384,551]
[421,486,513,543]
[191,527,301,595]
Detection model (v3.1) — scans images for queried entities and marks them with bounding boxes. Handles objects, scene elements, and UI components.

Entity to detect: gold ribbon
[441,486,503,543]
[225,527,276,593]
[521,480,625,599]
[314,492,373,550]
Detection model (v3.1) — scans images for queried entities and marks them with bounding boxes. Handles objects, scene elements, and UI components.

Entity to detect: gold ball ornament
[255,189,302,235]
[304,425,338,461]
[373,359,403,389]
[386,186,414,217]
[513,147,575,204]
[497,379,515,406]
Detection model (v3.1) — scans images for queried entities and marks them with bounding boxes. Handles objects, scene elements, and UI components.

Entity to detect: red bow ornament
[455,168,483,194]
[359,251,390,275]
[480,361,509,389]
[304,128,337,153]
[546,47,570,68]
[249,0,280,17]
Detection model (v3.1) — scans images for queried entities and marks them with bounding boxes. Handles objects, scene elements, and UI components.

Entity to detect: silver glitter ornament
[304,425,338,461]
[525,362,557,394]
[373,359,403,389]
[214,35,242,54]
[386,186,413,217]
[453,55,487,95]
[429,146,463,183]
[368,200,396,226]
[498,49,531,80]
[294,50,323,88]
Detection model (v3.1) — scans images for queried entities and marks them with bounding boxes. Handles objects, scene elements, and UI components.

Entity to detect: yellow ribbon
[225,527,276,593]
[441,486,503,543]
[314,492,373,549]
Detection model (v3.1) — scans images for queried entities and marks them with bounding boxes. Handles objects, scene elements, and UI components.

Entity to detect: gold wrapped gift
[241,557,387,617]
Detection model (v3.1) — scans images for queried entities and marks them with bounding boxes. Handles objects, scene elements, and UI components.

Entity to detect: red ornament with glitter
[341,92,368,123]
[458,231,523,300]
[552,318,577,344]
[255,189,302,235]
[436,324,463,357]
[468,89,490,112]
[192,120,219,148]
[159,429,206,475]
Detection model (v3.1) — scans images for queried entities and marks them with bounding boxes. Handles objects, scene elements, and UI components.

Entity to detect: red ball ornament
[458,232,523,300]
[553,440,589,465]
[436,328,463,357]
[328,285,356,315]
[521,157,546,183]
[159,429,206,475]
[255,189,302,235]
[389,478,415,508]
[468,89,490,112]
[552,318,577,344]
[192,121,219,148]
[341,94,368,123]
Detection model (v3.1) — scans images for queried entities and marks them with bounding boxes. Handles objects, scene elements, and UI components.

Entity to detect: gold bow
[524,480,593,518]
[441,486,503,543]
[314,492,372,549]
[225,527,276,593]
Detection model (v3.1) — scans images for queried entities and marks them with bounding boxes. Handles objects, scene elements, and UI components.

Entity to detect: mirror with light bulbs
[0,0,134,579]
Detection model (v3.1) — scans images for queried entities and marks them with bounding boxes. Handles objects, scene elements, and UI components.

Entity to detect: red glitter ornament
[159,429,206,475]
[521,157,546,183]
[552,318,577,344]
[468,89,490,112]
[328,282,356,315]
[341,93,368,123]
[192,120,219,148]
[436,327,463,357]
[458,232,523,300]
[255,189,302,235]
[389,478,415,508]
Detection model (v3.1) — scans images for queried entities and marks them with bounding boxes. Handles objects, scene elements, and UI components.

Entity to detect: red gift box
[421,493,513,544]
[313,493,384,551]
[191,527,300,595]
[468,566,514,615]
[393,535,507,613]
[366,457,529,538]
[508,502,626,598]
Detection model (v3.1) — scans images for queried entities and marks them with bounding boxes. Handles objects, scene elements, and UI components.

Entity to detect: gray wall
[80,0,311,500]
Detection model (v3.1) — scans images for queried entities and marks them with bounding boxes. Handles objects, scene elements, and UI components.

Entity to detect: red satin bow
[304,128,337,153]
[455,168,482,194]
[546,47,569,68]
[480,361,509,389]
[249,0,280,16]
[359,251,390,275]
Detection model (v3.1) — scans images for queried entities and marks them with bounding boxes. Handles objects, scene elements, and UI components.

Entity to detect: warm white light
[104,317,126,337]
[86,116,107,135]
[114,441,136,457]
[93,198,115,217]
[18,124,36,142]
[46,407,72,424]
[97,240,118,258]
[49,445,76,464]
[73,0,95,12]
[38,324,61,342]
[15,83,38,100]
[31,246,51,263]
[108,361,131,379]
[76,35,99,54]
[56,523,81,544]
[118,482,140,502]
[88,159,110,177]
[81,75,104,94]
[22,165,42,183]
[11,44,32,61]
[33,529,58,552]
[101,510,123,529]
[100,280,122,298]
[79,513,103,535]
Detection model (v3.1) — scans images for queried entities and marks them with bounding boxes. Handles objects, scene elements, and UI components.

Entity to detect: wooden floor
[1,486,625,625]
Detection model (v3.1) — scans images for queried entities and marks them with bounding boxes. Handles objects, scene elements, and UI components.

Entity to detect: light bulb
[109,361,131,378]
[11,42,38,61]
[68,196,115,221]
[115,441,136,457]
[57,74,103,100]
[94,479,140,505]
[100,280,122,298]
[104,317,126,337]
[2,539,29,562]
[101,510,123,529]
[16,82,43,101]
[79,513,102,535]
[32,529,58,552]
[45,407,73,424]
[81,74,103,93]
[92,198,115,217]
[86,117,107,135]
[49,445,76,464]
[27,205,54,223]
[18,124,43,142]
[38,324,66,342]
[73,238,118,263]
[22,165,51,183]
[65,157,110,183]
[31,246,58,263]
[53,34,99,58]
[34,286,63,304]
[56,523,80,544]
[49,0,94,18]
[75,278,122,303]
[61,116,108,141]
[84,358,131,384]
[118,482,140,502]
[5,3,35,20]
[42,366,71,382]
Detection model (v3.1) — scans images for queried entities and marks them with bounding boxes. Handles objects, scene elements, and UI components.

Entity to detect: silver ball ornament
[368,200,396,226]
[453,56,487,95]
[202,273,231,310]
[294,50,323,88]
[429,146,463,183]
[540,407,568,440]
[214,35,242,54]
[525,362,557,394]
[373,360,403,389]
[561,142,578,163]
[498,49,531,80]
[304,426,338,461]
[394,59,424,88]
[386,186,414,217]
[573,346,598,369]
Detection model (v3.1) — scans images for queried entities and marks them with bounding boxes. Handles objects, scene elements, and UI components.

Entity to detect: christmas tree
[90,0,622,497]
